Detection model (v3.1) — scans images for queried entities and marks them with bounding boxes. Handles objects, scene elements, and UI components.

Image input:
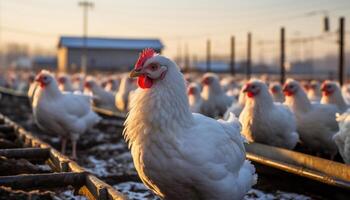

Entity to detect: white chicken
[200,73,234,118]
[283,79,339,158]
[124,49,257,200]
[84,79,116,111]
[27,74,38,104]
[239,80,299,149]
[342,84,350,104]
[224,87,246,119]
[32,70,101,158]
[341,83,350,104]
[307,80,321,103]
[105,77,121,92]
[115,75,135,112]
[72,74,85,92]
[333,111,350,164]
[58,74,74,92]
[187,82,203,113]
[269,82,285,103]
[321,81,348,113]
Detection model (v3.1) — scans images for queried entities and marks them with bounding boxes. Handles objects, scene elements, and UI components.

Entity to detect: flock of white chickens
[1,48,350,199]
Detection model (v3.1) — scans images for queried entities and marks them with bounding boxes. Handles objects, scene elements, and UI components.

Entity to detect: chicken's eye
[251,85,256,89]
[149,64,158,71]
[43,77,47,80]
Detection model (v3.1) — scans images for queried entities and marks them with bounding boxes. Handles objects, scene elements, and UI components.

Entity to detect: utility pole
[280,27,286,84]
[339,17,345,86]
[0,0,3,69]
[206,39,211,72]
[184,43,190,71]
[247,32,252,80]
[230,36,235,76]
[78,1,94,74]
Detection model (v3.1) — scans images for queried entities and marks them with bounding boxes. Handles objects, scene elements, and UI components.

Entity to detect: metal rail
[0,113,127,200]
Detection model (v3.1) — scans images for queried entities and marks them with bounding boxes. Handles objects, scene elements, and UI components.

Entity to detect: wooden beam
[0,148,50,160]
[0,125,14,133]
[0,172,86,190]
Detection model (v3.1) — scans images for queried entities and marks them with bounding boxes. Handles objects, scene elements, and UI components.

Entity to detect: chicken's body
[58,74,74,92]
[28,81,39,104]
[269,82,285,103]
[224,88,246,118]
[124,50,256,200]
[85,79,116,111]
[33,71,100,158]
[334,111,350,164]
[201,73,233,118]
[115,75,135,112]
[307,80,321,103]
[239,80,299,149]
[187,82,203,113]
[321,81,348,113]
[284,79,338,157]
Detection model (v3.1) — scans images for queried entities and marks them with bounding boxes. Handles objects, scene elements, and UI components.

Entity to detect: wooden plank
[0,114,127,199]
[0,148,50,160]
[0,172,86,190]
[0,125,14,133]
[86,175,127,200]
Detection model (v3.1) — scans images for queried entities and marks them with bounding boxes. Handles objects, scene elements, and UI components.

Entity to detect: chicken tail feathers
[237,160,258,191]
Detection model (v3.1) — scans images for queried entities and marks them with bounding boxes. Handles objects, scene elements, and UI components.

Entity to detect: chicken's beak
[35,75,42,83]
[282,85,288,92]
[129,68,144,78]
[242,84,250,92]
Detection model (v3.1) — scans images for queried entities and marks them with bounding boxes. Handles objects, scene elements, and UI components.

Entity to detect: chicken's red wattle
[323,91,332,96]
[138,75,153,89]
[284,91,294,96]
[247,91,255,98]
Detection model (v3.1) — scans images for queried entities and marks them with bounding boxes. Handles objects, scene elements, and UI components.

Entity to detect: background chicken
[283,79,338,158]
[187,82,203,113]
[307,80,321,103]
[333,111,350,164]
[27,74,38,104]
[124,49,256,200]
[32,70,101,158]
[115,75,135,112]
[269,82,285,103]
[58,74,74,92]
[239,80,299,149]
[105,76,121,92]
[224,86,246,119]
[200,73,234,118]
[84,78,116,111]
[321,81,348,113]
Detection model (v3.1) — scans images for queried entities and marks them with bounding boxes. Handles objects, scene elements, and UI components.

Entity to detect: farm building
[57,36,164,73]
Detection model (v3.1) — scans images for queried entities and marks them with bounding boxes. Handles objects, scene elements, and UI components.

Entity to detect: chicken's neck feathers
[321,90,347,111]
[189,93,202,105]
[40,81,62,100]
[245,90,274,114]
[201,83,224,99]
[286,90,312,112]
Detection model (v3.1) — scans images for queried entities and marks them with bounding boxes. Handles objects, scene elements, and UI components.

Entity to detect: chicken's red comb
[135,48,156,69]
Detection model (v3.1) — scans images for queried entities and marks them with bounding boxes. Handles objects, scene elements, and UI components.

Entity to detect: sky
[0,0,350,64]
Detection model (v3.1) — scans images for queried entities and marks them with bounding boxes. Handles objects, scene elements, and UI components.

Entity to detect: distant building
[32,56,57,72]
[57,36,164,73]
